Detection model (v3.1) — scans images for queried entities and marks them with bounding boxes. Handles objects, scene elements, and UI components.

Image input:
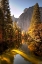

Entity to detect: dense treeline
[28,3,42,56]
[0,0,42,57]
[0,0,22,54]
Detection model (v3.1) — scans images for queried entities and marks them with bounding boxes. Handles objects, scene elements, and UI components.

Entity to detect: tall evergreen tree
[30,3,41,26]
[1,0,12,23]
[28,3,41,37]
[0,8,4,41]
[1,0,13,41]
[0,8,4,25]
[28,3,42,56]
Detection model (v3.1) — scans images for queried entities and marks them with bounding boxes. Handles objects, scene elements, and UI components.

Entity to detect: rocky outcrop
[12,15,18,22]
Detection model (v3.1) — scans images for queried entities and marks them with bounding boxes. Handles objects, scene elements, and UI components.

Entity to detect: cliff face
[12,7,42,31]
[17,7,42,31]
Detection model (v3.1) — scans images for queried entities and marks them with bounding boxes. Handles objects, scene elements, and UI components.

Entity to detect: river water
[0,39,41,64]
[13,54,32,64]
[13,39,32,64]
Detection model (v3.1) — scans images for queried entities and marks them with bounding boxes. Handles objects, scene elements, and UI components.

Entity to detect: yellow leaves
[0,56,10,63]
[28,23,42,42]
[15,30,18,35]
[28,43,36,52]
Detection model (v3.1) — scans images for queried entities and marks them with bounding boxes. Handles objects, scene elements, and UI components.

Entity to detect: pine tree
[28,3,42,56]
[1,0,12,23]
[28,3,41,38]
[13,21,22,48]
[1,0,13,41]
[0,8,4,41]
[0,8,4,25]
[30,3,41,26]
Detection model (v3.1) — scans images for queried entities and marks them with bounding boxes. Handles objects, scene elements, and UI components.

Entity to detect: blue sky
[9,0,42,18]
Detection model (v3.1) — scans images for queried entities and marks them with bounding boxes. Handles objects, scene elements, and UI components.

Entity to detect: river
[0,39,42,64]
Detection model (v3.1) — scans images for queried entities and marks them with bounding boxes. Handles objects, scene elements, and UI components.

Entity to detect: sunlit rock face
[17,7,42,31]
[17,7,33,31]
[12,7,42,31]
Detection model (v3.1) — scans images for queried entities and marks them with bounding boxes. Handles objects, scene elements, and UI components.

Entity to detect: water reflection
[13,54,32,64]
[0,39,42,64]
[0,52,32,64]
[20,39,31,55]
[0,39,32,64]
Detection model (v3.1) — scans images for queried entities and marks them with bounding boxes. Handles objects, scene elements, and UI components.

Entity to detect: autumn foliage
[28,3,42,56]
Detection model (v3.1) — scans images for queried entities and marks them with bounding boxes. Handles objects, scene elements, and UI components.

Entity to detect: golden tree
[28,3,42,56]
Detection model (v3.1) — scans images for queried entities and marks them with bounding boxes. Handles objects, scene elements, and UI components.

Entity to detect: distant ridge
[11,15,18,22]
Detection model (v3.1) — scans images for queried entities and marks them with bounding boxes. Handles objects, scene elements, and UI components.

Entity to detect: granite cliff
[12,6,42,31]
[18,7,42,31]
